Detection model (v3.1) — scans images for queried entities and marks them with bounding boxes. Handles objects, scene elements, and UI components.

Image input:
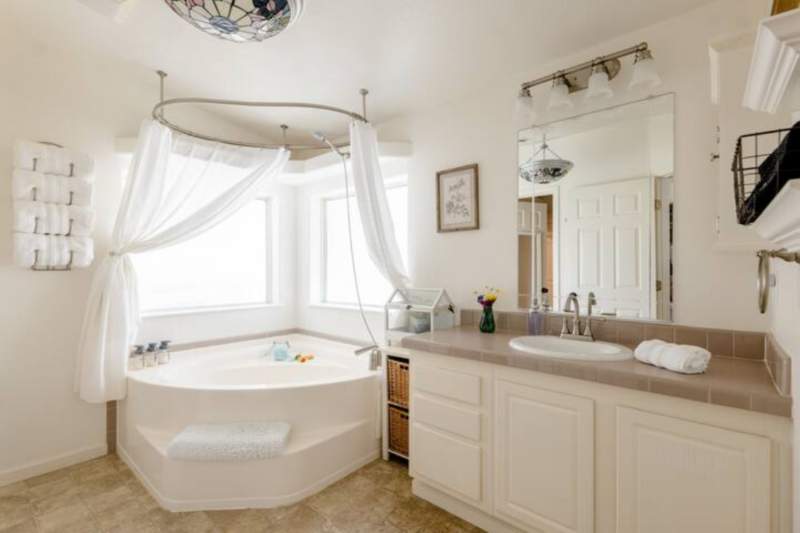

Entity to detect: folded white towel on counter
[14,201,95,236]
[14,233,94,269]
[634,339,711,374]
[14,140,94,177]
[166,422,291,462]
[12,169,93,206]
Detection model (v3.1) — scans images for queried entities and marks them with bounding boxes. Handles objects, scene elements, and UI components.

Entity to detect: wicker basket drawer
[388,405,409,456]
[387,358,410,407]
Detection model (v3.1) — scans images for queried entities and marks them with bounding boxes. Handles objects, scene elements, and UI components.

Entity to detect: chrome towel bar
[756,249,800,313]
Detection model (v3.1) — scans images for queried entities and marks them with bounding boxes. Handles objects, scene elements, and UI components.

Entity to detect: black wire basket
[732,124,800,225]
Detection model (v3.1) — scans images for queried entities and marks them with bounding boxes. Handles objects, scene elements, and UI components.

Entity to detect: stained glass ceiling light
[164,0,304,43]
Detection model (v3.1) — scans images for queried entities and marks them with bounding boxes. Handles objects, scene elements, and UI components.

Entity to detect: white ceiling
[11,0,724,145]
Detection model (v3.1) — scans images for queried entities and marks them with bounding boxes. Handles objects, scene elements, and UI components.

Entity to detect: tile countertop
[400,326,791,418]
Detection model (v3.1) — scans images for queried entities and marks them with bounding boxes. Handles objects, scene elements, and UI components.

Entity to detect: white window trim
[138,196,278,316]
[316,178,407,307]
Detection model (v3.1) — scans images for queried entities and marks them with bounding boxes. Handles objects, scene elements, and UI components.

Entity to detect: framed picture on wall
[436,164,480,232]
[772,0,799,14]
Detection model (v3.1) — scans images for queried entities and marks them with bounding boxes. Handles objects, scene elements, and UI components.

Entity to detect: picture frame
[436,164,480,232]
[771,0,799,14]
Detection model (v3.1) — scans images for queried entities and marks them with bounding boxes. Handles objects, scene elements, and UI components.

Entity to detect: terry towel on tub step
[166,422,291,461]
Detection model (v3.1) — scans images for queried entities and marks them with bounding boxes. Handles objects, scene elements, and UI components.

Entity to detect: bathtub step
[137,420,368,459]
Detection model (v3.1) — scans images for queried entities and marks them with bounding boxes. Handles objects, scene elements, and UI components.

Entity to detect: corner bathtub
[117,334,380,511]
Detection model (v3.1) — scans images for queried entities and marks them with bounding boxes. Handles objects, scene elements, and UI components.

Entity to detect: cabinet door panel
[413,423,482,502]
[495,380,594,533]
[617,407,771,533]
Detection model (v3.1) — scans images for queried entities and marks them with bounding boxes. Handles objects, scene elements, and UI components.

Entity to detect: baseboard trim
[412,480,524,533]
[0,443,108,487]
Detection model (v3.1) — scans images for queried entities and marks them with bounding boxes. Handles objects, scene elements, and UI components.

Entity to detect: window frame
[317,178,408,308]
[138,196,277,318]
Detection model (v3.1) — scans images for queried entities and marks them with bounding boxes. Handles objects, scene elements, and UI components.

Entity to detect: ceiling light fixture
[586,62,614,101]
[164,0,304,43]
[548,75,573,111]
[629,49,662,90]
[519,134,574,184]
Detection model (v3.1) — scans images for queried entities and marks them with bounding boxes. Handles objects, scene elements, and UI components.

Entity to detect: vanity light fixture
[517,42,656,115]
[548,75,574,111]
[629,49,662,90]
[586,62,614,101]
[514,87,537,127]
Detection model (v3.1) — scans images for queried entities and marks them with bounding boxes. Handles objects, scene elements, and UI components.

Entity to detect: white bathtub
[117,334,380,511]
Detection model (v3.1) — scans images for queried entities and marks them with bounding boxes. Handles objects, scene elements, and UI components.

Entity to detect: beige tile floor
[0,454,484,533]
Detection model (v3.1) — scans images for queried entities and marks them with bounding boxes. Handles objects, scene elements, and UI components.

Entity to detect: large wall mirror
[517,94,675,321]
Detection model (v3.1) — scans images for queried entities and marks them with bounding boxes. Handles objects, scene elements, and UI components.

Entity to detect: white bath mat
[166,422,291,462]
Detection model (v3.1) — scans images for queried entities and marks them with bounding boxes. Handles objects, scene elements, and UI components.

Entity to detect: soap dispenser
[130,345,145,371]
[528,288,550,335]
[144,343,158,367]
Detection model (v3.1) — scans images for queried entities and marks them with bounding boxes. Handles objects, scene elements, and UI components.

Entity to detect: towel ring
[757,251,770,314]
[756,249,800,313]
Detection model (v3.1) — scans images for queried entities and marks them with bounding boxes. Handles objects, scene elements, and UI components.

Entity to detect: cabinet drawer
[412,423,482,502]
[414,393,481,441]
[413,365,481,406]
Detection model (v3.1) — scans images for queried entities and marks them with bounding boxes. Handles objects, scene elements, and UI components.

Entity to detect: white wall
[0,19,293,484]
[372,0,769,331]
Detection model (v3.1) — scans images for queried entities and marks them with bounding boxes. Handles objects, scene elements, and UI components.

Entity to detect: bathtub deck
[0,454,484,532]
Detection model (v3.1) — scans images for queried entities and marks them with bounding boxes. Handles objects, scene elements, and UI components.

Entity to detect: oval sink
[509,336,633,361]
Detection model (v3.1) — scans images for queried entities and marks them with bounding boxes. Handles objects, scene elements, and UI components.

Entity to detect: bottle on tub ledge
[156,340,171,365]
[528,288,550,335]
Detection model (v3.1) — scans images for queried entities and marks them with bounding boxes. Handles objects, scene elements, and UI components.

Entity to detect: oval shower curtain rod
[151,71,369,152]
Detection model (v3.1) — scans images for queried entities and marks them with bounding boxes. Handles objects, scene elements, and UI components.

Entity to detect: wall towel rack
[756,249,800,313]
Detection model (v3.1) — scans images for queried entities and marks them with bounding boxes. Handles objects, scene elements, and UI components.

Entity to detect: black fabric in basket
[740,121,800,225]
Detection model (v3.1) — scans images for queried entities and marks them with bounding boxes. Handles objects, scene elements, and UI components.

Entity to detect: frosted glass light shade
[514,90,537,127]
[586,66,613,100]
[548,78,573,111]
[629,55,662,90]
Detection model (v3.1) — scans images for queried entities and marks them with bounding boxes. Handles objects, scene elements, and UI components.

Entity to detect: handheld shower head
[313,131,346,157]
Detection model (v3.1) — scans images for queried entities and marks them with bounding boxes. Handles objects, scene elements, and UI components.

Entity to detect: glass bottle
[156,340,171,365]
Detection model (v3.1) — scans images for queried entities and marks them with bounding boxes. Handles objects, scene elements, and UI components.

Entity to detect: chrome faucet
[561,292,595,342]
[561,292,580,337]
[583,292,597,340]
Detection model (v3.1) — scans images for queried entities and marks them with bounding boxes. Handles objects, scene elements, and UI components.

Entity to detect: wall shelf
[751,180,800,251]
[742,9,800,113]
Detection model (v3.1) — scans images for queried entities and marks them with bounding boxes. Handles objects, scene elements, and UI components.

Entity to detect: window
[134,199,273,313]
[321,183,408,307]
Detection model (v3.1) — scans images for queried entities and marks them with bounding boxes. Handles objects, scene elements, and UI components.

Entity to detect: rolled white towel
[12,170,93,206]
[14,140,94,177]
[634,339,711,374]
[166,422,291,462]
[14,234,94,269]
[14,201,95,236]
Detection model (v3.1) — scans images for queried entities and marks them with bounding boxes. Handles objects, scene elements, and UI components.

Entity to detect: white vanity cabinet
[494,379,595,533]
[408,351,792,533]
[409,356,492,513]
[616,407,771,533]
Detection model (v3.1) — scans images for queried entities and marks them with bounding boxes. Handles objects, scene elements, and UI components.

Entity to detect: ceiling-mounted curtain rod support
[520,42,649,92]
[149,72,368,152]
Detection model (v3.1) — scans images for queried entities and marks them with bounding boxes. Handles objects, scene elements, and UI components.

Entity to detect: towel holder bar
[30,188,74,206]
[31,249,74,272]
[756,249,800,313]
[33,217,74,237]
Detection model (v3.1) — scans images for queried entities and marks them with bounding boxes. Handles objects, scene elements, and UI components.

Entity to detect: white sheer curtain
[76,120,289,403]
[348,121,410,290]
